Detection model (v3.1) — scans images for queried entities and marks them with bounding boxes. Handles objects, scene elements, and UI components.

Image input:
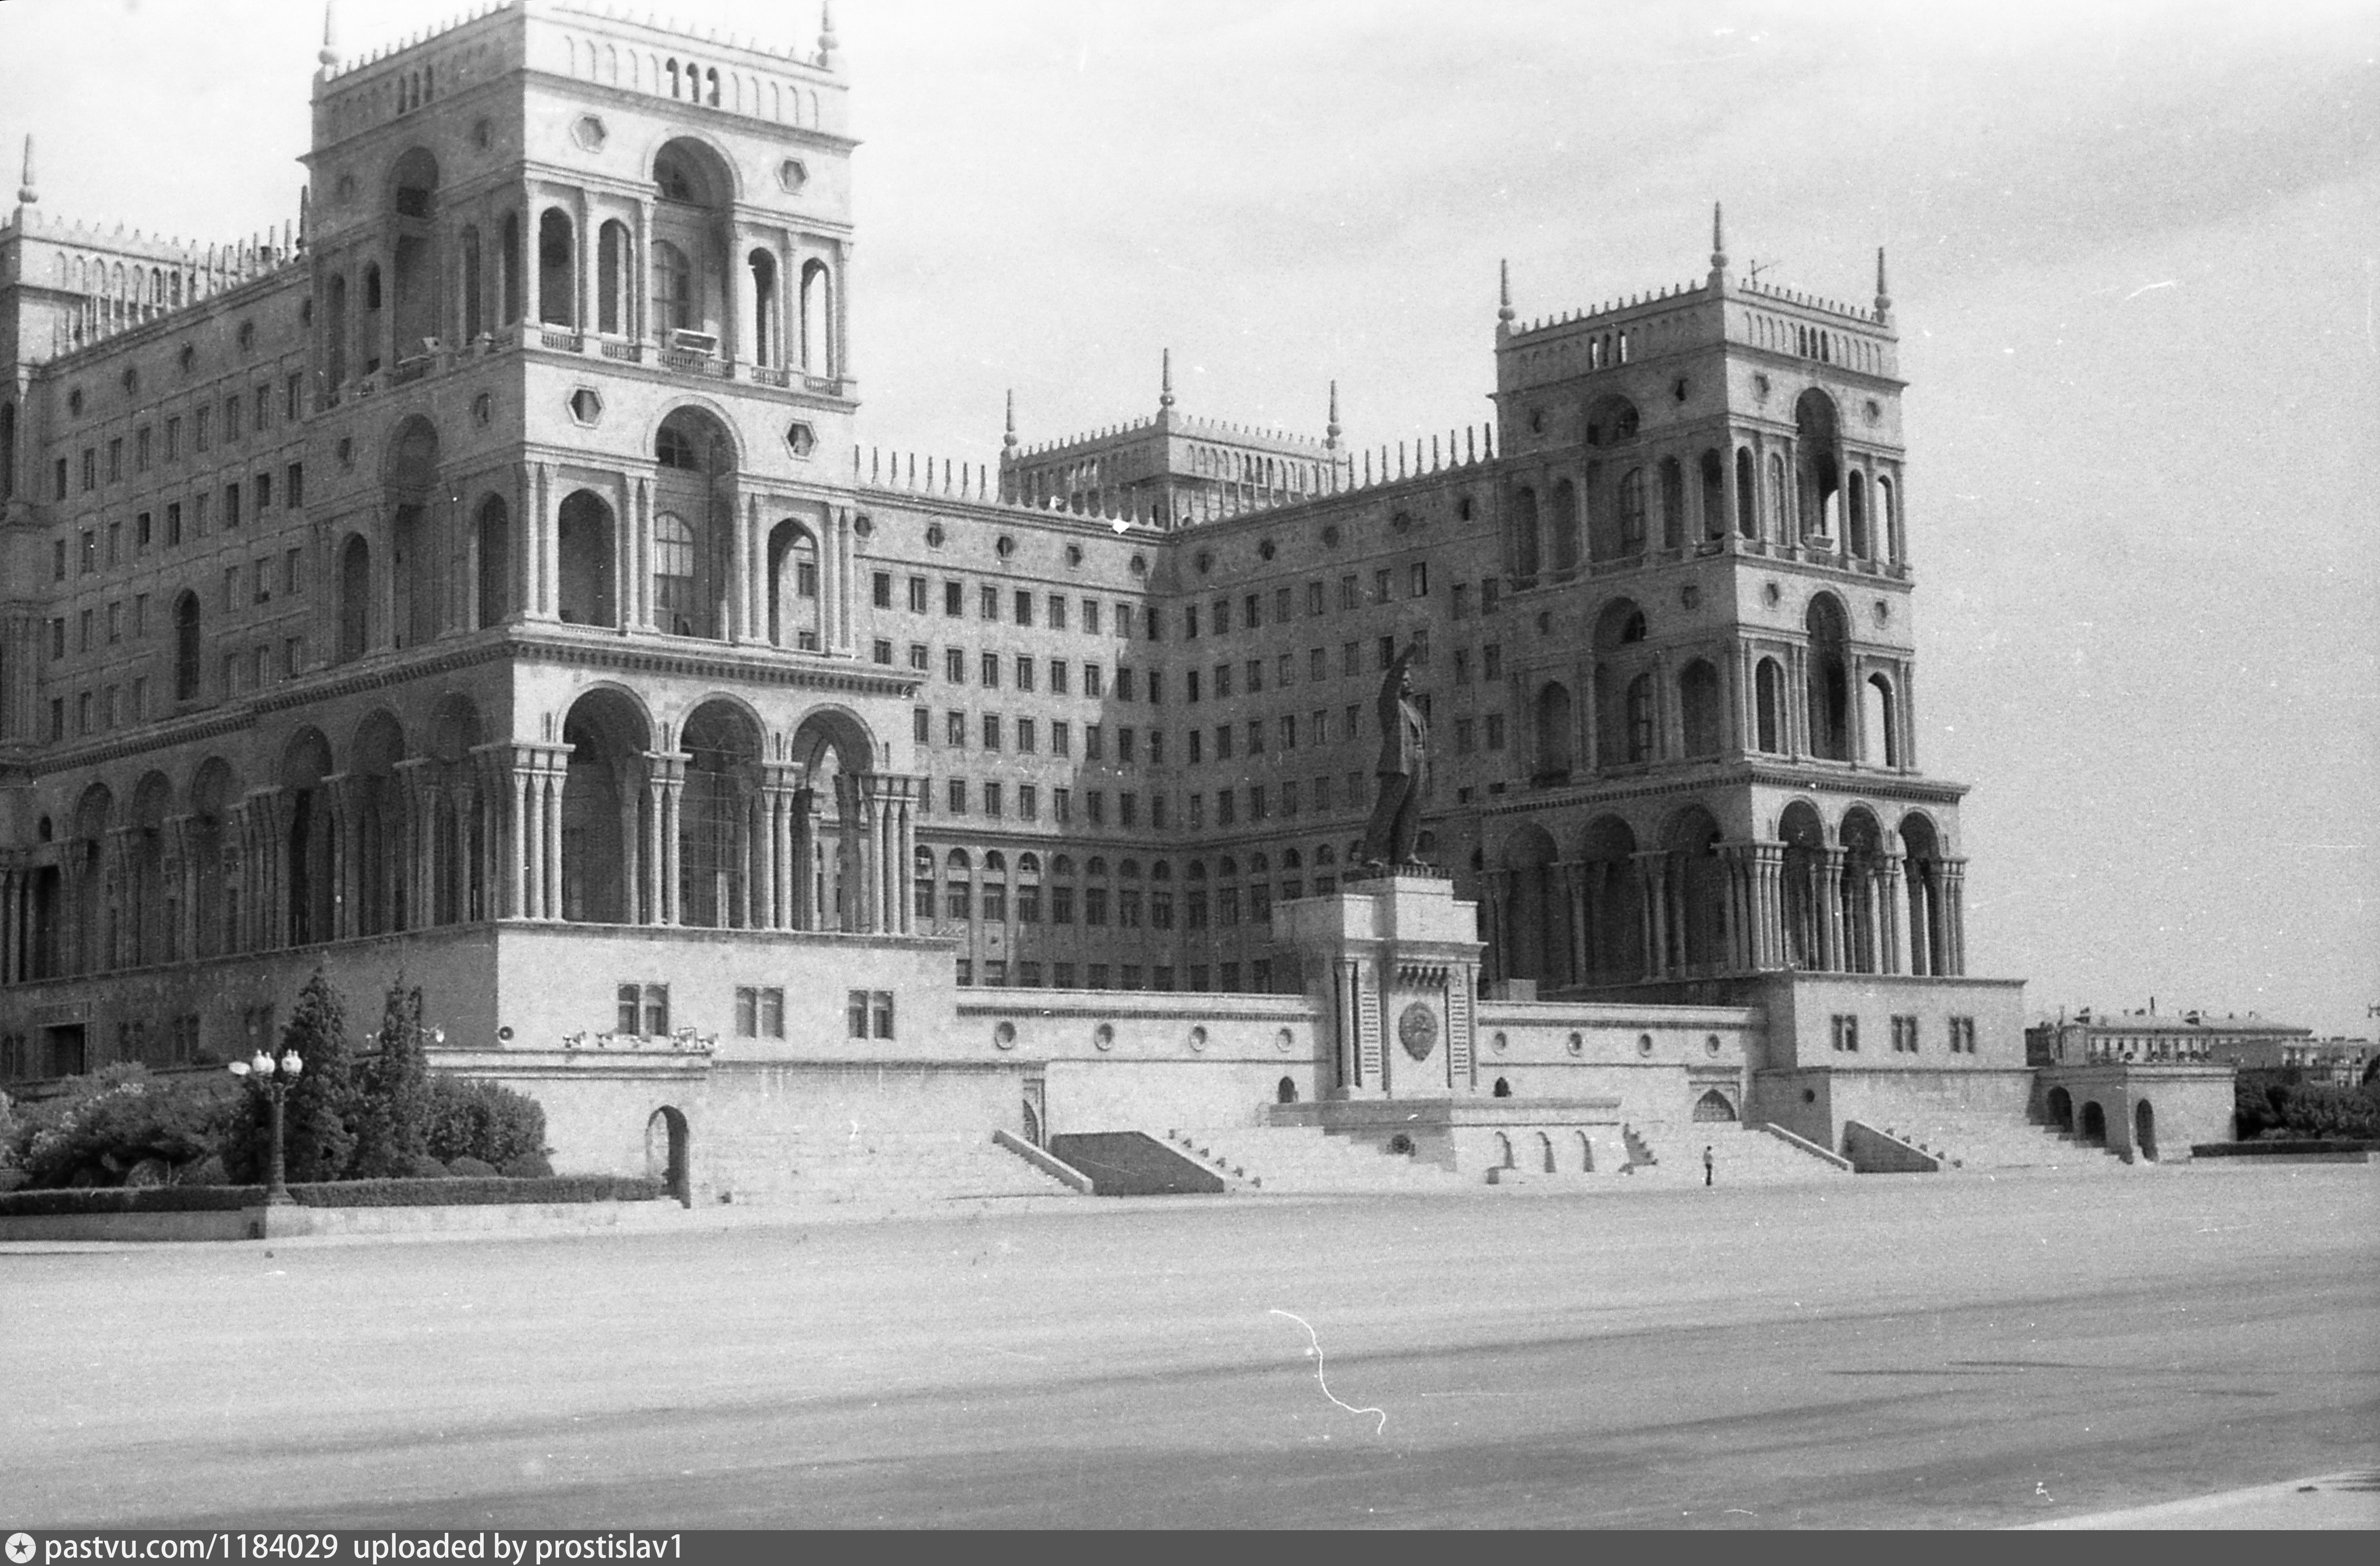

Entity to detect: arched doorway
[1692,1089,1738,1123]
[279,729,336,947]
[1778,801,1827,969]
[1577,815,1642,983]
[646,1106,690,1206]
[766,517,822,649]
[1899,813,1947,977]
[1794,388,1842,540]
[2134,1100,2157,1162]
[1662,805,1727,976]
[2046,1085,2074,1133]
[1275,1076,1298,1106]
[652,407,737,638]
[1806,594,1851,760]
[1498,823,1567,988]
[2079,1101,2108,1147]
[426,695,486,925]
[560,688,651,924]
[789,707,885,933]
[556,490,618,627]
[350,710,408,936]
[679,699,763,928]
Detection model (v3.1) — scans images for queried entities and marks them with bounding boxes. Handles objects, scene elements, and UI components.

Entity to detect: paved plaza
[4,1164,2376,1530]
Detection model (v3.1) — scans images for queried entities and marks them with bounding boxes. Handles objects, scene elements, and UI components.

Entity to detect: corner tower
[1481,211,1971,1005]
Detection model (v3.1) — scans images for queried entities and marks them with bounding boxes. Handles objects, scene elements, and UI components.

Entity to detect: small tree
[226,967,361,1184]
[351,976,433,1178]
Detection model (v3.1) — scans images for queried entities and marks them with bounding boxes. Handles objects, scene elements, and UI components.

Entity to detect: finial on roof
[1874,246,1892,322]
[298,185,311,252]
[16,134,35,206]
[1709,201,1730,292]
[817,0,839,70]
[1159,348,1175,410]
[1325,380,1342,450]
[1003,389,1018,451]
[1496,259,1515,341]
[319,1,341,71]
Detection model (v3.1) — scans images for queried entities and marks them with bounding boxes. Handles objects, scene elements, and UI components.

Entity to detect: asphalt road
[4,1163,2375,1529]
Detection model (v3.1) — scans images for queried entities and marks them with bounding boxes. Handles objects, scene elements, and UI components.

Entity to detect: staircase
[1049,1132,1225,1196]
[1870,1110,2130,1170]
[1165,1126,1470,1194]
[699,1126,1085,1206]
[1614,1121,1856,1185]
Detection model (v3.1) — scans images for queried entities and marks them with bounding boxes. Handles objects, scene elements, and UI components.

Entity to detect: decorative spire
[1325,380,1341,450]
[297,186,311,253]
[1709,201,1730,291]
[1874,246,1892,323]
[817,0,839,70]
[1159,347,1175,409]
[16,134,34,207]
[1495,258,1515,341]
[318,1,340,73]
[1003,388,1019,451]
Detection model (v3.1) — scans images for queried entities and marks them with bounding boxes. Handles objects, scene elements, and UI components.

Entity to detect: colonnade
[1481,842,1966,989]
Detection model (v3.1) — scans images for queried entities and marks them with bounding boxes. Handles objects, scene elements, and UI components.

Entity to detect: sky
[4,0,2376,1035]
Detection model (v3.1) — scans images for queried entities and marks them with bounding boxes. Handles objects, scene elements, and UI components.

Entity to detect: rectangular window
[872,638,894,665]
[286,462,304,506]
[254,559,272,603]
[223,483,241,529]
[847,990,870,1038]
[946,709,966,747]
[1115,602,1134,638]
[107,602,121,643]
[1216,789,1236,825]
[947,777,968,814]
[286,372,303,421]
[1116,667,1136,702]
[1051,720,1070,756]
[1831,1014,1860,1053]
[1049,659,1069,695]
[255,472,273,512]
[1084,724,1105,762]
[1485,713,1506,750]
[224,396,241,443]
[166,502,184,547]
[1014,590,1034,626]
[107,438,123,484]
[914,707,932,744]
[165,417,182,461]
[1082,599,1100,635]
[1015,655,1034,693]
[909,576,929,612]
[1410,562,1430,598]
[1085,887,1109,926]
[981,584,1000,620]
[980,651,1000,688]
[1053,786,1071,823]
[1950,1016,1978,1054]
[945,647,965,683]
[873,572,894,608]
[1483,643,1503,681]
[1083,664,1104,697]
[642,984,671,1037]
[136,427,152,473]
[1215,725,1234,761]
[982,713,1002,751]
[1341,642,1358,678]
[1245,660,1262,695]
[1244,592,1262,629]
[80,530,96,573]
[194,406,210,451]
[1892,1015,1920,1053]
[1483,578,1501,614]
[944,580,964,617]
[1247,719,1265,755]
[1085,789,1106,827]
[1017,783,1039,821]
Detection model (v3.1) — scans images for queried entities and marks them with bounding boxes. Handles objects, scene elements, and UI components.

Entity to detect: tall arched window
[1548,479,1579,576]
[173,593,202,700]
[654,513,697,635]
[1615,468,1647,555]
[1510,486,1541,584]
[475,496,511,627]
[1864,673,1898,767]
[537,209,575,328]
[597,222,629,335]
[1680,661,1722,757]
[1846,471,1869,559]
[1534,682,1574,780]
[1735,447,1758,540]
[1806,594,1851,761]
[460,226,483,341]
[1876,475,1898,561]
[337,537,371,661]
[1700,449,1725,540]
[1624,672,1655,763]
[1658,457,1685,549]
[1754,658,1784,753]
[799,259,833,374]
[748,249,778,364]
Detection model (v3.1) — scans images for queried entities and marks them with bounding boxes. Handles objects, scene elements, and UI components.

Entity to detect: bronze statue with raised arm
[1359,642,1429,869]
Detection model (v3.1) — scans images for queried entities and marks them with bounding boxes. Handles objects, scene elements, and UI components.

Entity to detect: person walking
[1703,1144,1715,1187]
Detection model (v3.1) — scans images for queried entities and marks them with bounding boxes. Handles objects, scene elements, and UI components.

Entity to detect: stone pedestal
[1270,870,1485,1100]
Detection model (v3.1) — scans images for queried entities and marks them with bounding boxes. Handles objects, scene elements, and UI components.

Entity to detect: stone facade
[0,2,2069,1193]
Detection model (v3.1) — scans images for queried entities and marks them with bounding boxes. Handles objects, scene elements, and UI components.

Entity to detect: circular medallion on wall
[1321,523,1342,548]
[1065,543,1084,566]
[472,392,493,428]
[1093,1023,1115,1052]
[1567,1032,1585,1056]
[853,514,873,538]
[925,522,945,547]
[1705,1034,1722,1056]
[993,1021,1017,1050]
[1187,1026,1208,1052]
[995,533,1016,558]
[1637,1033,1655,1057]
[1258,539,1277,561]
[1275,1027,1295,1053]
[571,114,607,152]
[1865,398,1883,424]
[1873,599,1891,626]
[1195,549,1213,575]
[1763,581,1782,606]
[1398,1003,1440,1063]
[1129,553,1148,575]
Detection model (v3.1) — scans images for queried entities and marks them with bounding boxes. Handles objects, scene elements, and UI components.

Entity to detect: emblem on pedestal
[1398,1002,1439,1062]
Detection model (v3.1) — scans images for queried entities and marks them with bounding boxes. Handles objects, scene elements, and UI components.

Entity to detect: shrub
[423,1076,547,1169]
[0,1175,664,1217]
[401,1155,452,1179]
[351,978,433,1180]
[501,1151,555,1179]
[2278,1083,2380,1141]
[12,1067,239,1190]
[448,1155,500,1178]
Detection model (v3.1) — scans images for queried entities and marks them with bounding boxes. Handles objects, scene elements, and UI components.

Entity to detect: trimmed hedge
[2191,1139,2377,1158]
[0,1174,665,1217]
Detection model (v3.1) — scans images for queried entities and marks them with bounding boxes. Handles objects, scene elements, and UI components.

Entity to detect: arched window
[747,249,778,365]
[475,496,511,627]
[1876,475,1898,561]
[1846,471,1869,558]
[1863,673,1898,767]
[654,513,696,635]
[172,593,202,700]
[537,209,575,328]
[1534,683,1573,780]
[1510,485,1541,583]
[1735,447,1757,540]
[1794,390,1842,541]
[1658,457,1685,549]
[337,537,371,661]
[1624,673,1655,763]
[459,227,483,341]
[1767,452,1788,537]
[1548,479,1579,575]
[324,274,349,392]
[597,222,629,335]
[799,259,833,374]
[1616,468,1646,554]
[1754,658,1784,753]
[1680,660,1722,758]
[1806,595,1851,761]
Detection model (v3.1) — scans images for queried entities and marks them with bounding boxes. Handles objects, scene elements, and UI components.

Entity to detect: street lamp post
[228,1046,304,1204]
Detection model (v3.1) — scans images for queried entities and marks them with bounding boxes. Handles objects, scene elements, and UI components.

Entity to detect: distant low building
[2026,1008,2311,1069]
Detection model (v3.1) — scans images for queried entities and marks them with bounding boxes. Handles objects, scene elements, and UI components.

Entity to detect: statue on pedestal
[1359,642,1429,870]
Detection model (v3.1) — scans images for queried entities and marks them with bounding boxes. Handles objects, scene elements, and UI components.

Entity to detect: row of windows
[1836,1013,1979,1054]
[926,774,1373,826]
[864,568,1474,638]
[51,377,304,494]
[620,985,901,1042]
[43,637,305,739]
[922,878,1343,928]
[53,465,305,580]
[909,707,1404,764]
[954,959,1273,992]
[46,551,303,663]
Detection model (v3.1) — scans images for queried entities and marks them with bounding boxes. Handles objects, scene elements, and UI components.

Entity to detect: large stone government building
[0,2,2218,1192]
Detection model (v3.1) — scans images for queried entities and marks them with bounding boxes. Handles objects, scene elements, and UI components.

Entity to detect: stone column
[1817,848,1846,972]
[789,785,817,930]
[1633,850,1669,978]
[1878,851,1908,976]
[1482,870,1512,986]
[1941,857,1969,976]
[1558,860,1589,986]
[646,752,688,926]
[507,753,533,919]
[542,749,566,923]
[1906,858,1934,977]
[394,758,437,929]
[0,863,18,985]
